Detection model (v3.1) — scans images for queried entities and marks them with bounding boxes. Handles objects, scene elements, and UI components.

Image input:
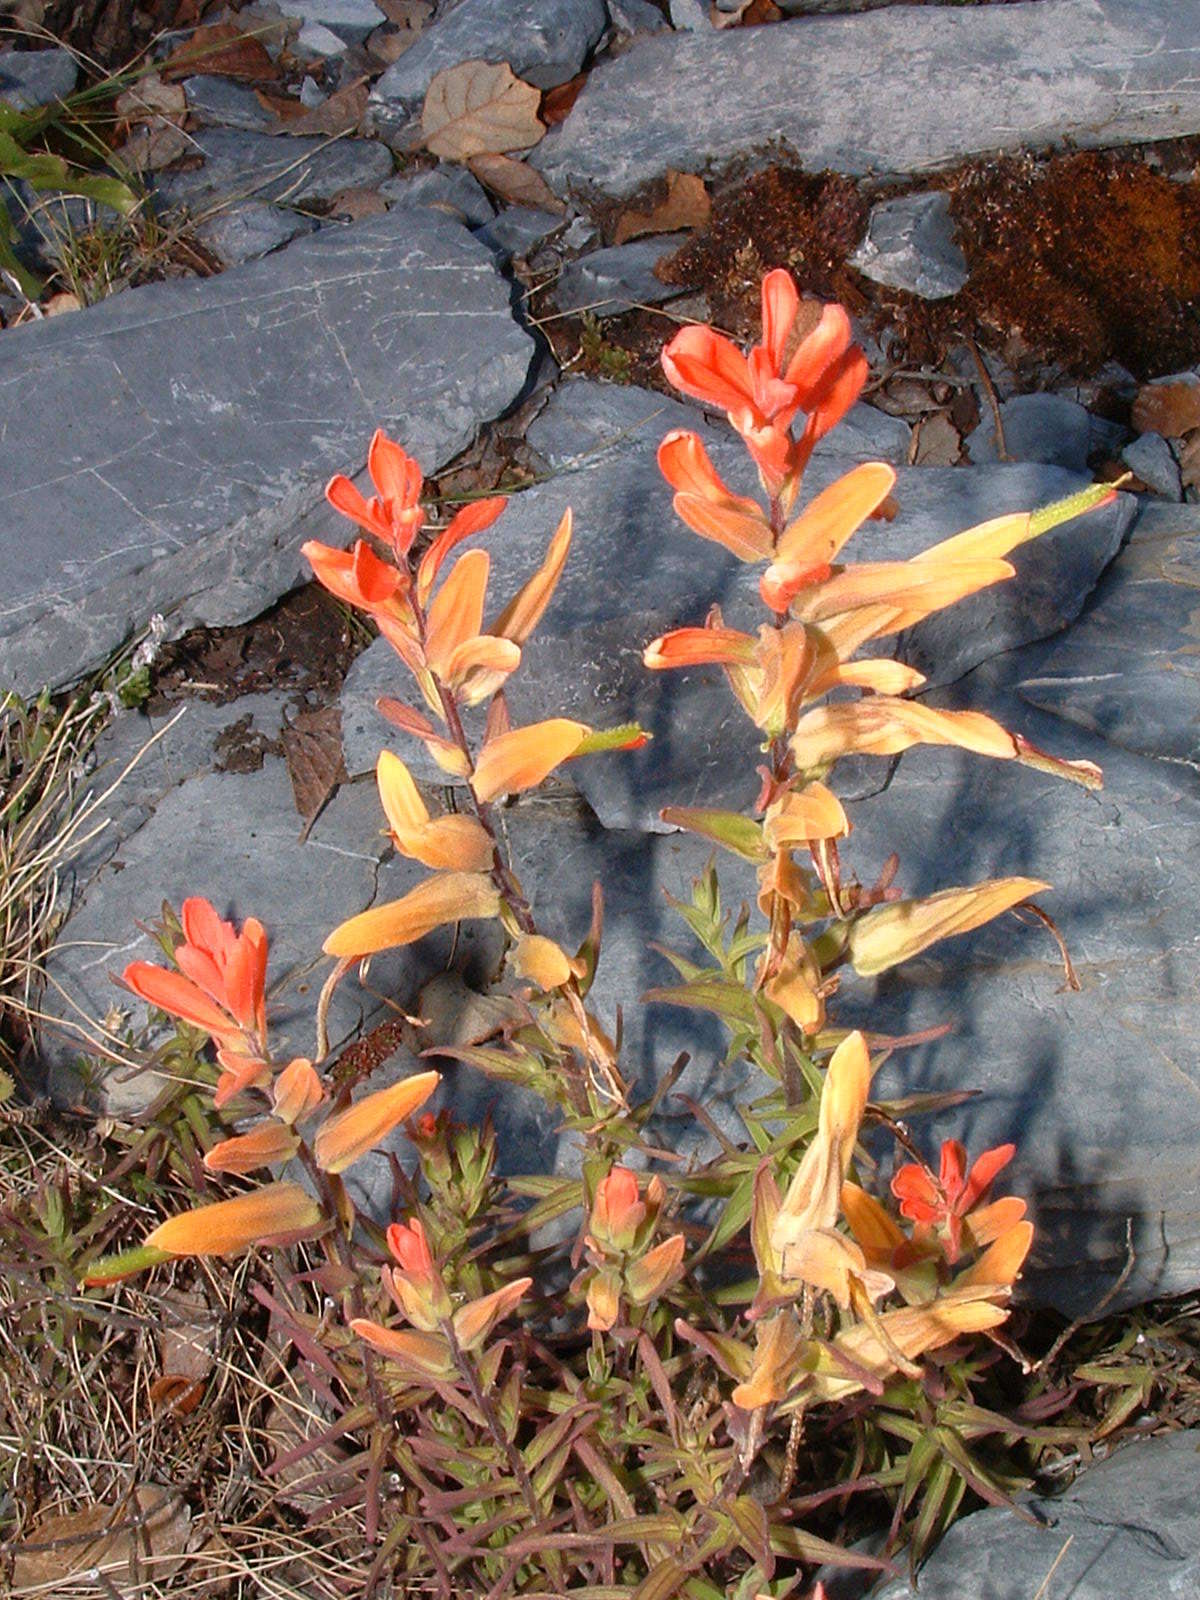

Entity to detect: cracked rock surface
[533,0,1200,200]
[0,208,533,695]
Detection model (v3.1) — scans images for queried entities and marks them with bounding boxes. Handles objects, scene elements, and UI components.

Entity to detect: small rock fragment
[607,0,669,33]
[1120,431,1182,498]
[183,74,279,132]
[966,393,1092,472]
[379,164,494,224]
[0,46,77,111]
[473,204,563,264]
[278,0,386,44]
[554,235,692,315]
[850,190,968,301]
[194,201,316,266]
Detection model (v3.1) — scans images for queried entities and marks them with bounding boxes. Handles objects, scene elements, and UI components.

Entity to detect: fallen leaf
[162,21,278,82]
[1132,377,1200,438]
[912,411,960,466]
[541,71,587,126]
[263,1401,356,1511]
[43,291,81,317]
[467,151,565,213]
[419,971,524,1052]
[149,1373,207,1414]
[254,88,309,122]
[378,0,432,22]
[275,81,368,137]
[367,23,417,64]
[113,120,193,173]
[157,1289,218,1381]
[422,59,544,161]
[12,1486,190,1590]
[711,0,753,24]
[282,705,347,838]
[329,185,390,220]
[114,74,187,124]
[614,169,710,244]
[741,0,784,21]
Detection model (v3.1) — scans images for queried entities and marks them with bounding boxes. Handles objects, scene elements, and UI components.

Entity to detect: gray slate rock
[1018,502,1200,766]
[607,0,668,34]
[0,208,533,695]
[379,164,494,225]
[192,200,315,265]
[277,0,385,44]
[0,47,77,111]
[967,393,1093,472]
[849,189,968,301]
[369,0,607,132]
[154,128,392,209]
[553,234,692,316]
[668,0,709,28]
[1121,431,1183,499]
[182,75,279,132]
[838,666,1200,1317]
[295,21,351,56]
[871,1431,1200,1600]
[533,0,1200,200]
[524,379,911,472]
[342,381,1131,827]
[473,204,563,264]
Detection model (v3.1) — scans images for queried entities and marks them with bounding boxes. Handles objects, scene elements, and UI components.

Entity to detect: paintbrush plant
[82,268,1118,1596]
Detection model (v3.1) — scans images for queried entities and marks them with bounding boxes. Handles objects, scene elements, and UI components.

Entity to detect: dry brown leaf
[253,88,309,122]
[419,971,524,1052]
[283,705,347,838]
[157,1289,218,1381]
[613,169,710,245]
[43,291,82,317]
[1132,378,1200,438]
[541,71,587,126]
[114,74,187,124]
[113,120,193,173]
[12,1486,190,1590]
[378,0,432,23]
[330,185,390,220]
[741,0,784,21]
[276,81,368,137]
[366,23,418,64]
[912,411,960,466]
[467,152,564,214]
[162,21,278,82]
[422,59,544,162]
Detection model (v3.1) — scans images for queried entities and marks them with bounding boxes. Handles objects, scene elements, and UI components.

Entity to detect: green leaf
[573,722,650,756]
[659,806,767,862]
[0,197,41,299]
[642,975,759,1028]
[1029,479,1120,537]
[79,1243,172,1286]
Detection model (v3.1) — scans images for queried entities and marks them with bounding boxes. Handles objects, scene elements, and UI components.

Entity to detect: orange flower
[656,431,773,562]
[384,1216,451,1330]
[892,1140,1017,1264]
[123,898,270,1103]
[590,1166,646,1252]
[313,1071,440,1174]
[661,270,867,493]
[325,428,425,558]
[301,538,405,613]
[144,1182,323,1258]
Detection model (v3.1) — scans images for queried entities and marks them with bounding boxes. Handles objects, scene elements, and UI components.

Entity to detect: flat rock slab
[341,381,1131,829]
[849,190,968,301]
[533,0,1200,200]
[154,128,393,209]
[1019,503,1200,765]
[0,208,533,696]
[192,200,315,266]
[553,235,693,316]
[871,1430,1200,1600]
[837,666,1200,1317]
[369,0,607,129]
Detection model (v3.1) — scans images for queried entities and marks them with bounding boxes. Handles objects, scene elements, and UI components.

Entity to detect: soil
[548,145,1200,403]
[146,582,373,711]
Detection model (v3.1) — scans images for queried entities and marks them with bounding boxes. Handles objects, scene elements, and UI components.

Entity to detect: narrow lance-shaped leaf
[144,1183,323,1258]
[324,872,501,957]
[314,1071,441,1174]
[847,877,1050,976]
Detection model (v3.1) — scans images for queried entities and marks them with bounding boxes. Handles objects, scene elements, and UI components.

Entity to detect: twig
[964,334,1007,460]
[1033,1219,1136,1374]
[1031,1533,1074,1600]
